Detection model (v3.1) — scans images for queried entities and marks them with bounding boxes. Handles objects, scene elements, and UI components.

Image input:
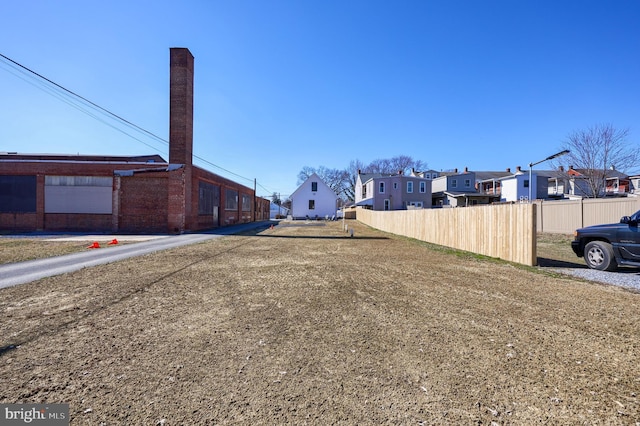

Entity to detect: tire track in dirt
[0,238,256,357]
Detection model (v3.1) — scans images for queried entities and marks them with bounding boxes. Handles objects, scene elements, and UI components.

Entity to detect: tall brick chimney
[169,48,194,166]
[167,48,194,233]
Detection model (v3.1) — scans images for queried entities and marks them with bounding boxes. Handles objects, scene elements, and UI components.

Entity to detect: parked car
[571,210,640,271]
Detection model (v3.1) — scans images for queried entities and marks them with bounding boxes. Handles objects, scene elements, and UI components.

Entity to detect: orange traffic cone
[108,239,119,245]
[87,241,100,249]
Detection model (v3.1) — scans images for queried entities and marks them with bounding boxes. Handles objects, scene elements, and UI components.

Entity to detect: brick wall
[117,173,169,233]
[0,213,37,231]
[0,160,168,232]
[44,214,112,232]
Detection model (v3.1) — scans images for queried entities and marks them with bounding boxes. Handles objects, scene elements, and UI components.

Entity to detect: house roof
[357,173,386,184]
[432,190,497,198]
[567,168,629,179]
[290,172,338,199]
[358,172,431,184]
[354,198,373,206]
[0,152,167,164]
[473,171,511,181]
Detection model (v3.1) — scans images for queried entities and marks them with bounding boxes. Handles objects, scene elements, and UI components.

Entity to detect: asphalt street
[0,221,274,289]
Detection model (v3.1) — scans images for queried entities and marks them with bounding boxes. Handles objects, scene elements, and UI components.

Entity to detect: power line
[0,53,169,148]
[0,52,280,192]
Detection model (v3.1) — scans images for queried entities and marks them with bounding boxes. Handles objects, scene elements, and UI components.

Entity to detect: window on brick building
[241,194,251,212]
[0,175,36,213]
[198,182,220,215]
[225,189,238,210]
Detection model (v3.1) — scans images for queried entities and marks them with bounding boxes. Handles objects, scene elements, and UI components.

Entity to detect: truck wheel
[584,241,617,271]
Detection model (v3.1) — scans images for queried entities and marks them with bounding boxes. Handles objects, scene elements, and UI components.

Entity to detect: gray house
[431,169,499,207]
[355,170,432,210]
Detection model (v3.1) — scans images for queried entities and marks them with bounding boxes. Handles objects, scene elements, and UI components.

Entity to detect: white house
[500,171,548,202]
[290,173,339,219]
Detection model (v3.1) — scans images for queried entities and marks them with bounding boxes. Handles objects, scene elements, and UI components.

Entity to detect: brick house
[0,48,269,233]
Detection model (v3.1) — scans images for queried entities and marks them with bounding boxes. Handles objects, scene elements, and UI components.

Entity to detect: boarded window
[0,175,37,213]
[242,194,252,212]
[225,189,238,210]
[198,182,220,215]
[45,176,112,214]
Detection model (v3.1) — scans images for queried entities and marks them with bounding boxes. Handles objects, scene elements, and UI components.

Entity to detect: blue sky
[1,0,638,198]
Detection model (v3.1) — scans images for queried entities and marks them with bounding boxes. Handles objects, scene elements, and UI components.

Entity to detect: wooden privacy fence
[357,204,536,266]
[535,197,640,234]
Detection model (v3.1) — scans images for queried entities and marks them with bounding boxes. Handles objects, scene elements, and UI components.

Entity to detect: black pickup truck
[571,209,640,271]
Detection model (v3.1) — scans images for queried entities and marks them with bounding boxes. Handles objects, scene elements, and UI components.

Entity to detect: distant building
[355,169,432,210]
[290,173,338,219]
[0,48,269,233]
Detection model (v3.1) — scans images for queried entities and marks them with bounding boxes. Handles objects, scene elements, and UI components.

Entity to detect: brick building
[0,48,270,233]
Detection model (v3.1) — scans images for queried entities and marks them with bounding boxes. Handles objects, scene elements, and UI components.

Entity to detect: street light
[528,149,570,202]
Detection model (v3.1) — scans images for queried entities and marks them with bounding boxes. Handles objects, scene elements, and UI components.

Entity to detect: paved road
[0,221,274,289]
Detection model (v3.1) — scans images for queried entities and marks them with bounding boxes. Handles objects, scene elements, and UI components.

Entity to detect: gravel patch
[552,266,640,292]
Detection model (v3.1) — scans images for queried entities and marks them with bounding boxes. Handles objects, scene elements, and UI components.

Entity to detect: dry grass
[0,238,88,264]
[0,222,637,423]
[1,231,577,266]
[0,237,138,265]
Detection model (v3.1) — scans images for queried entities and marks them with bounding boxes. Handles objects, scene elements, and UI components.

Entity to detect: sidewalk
[0,221,275,289]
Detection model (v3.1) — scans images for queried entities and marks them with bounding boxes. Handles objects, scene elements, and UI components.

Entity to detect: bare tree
[296,166,317,184]
[554,124,638,198]
[344,159,366,201]
[296,166,351,200]
[366,155,427,175]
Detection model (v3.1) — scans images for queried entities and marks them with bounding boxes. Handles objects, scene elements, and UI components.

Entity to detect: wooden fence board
[357,204,536,266]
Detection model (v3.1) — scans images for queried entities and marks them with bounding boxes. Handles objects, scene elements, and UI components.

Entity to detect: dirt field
[1,220,638,424]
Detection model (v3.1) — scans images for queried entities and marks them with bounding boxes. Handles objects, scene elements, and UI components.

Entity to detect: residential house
[290,173,338,219]
[566,166,631,198]
[482,165,633,201]
[498,167,549,202]
[478,169,514,197]
[432,168,499,207]
[478,167,573,201]
[355,169,432,210]
[628,174,640,195]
